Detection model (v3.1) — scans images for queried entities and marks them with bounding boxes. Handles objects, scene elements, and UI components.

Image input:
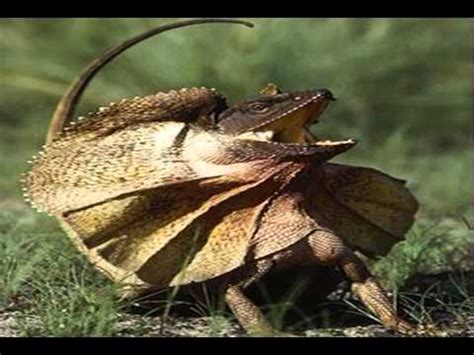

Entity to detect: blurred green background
[0,18,471,218]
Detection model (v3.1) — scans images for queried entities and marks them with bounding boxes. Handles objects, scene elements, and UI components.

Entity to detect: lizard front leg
[223,260,293,337]
[225,285,277,336]
[304,230,414,333]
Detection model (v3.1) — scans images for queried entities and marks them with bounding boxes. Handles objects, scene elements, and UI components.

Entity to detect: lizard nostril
[317,89,335,101]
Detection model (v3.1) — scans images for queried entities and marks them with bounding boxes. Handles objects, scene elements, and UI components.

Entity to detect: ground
[1,272,471,337]
[0,205,471,337]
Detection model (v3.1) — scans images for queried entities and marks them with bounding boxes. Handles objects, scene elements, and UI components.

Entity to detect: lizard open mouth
[235,88,356,147]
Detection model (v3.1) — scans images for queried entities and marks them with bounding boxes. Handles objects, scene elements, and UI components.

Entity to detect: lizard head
[216,84,356,154]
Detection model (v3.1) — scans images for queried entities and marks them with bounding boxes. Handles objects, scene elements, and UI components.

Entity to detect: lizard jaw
[246,92,355,148]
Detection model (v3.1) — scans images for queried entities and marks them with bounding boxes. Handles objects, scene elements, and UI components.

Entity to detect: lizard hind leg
[305,230,415,333]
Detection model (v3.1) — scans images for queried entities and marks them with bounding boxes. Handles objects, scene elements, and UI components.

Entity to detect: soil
[0,270,472,337]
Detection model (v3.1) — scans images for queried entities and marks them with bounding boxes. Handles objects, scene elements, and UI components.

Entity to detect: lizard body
[23,19,419,336]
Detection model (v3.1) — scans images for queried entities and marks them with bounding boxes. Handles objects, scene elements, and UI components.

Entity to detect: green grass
[0,192,470,337]
[370,218,470,331]
[0,18,471,336]
[373,218,470,286]
[396,273,470,327]
[0,211,120,336]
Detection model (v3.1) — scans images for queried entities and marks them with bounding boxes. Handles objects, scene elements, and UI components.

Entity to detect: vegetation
[0,18,470,336]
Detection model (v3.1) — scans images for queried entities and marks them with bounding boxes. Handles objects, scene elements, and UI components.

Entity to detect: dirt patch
[1,270,471,337]
[1,310,470,338]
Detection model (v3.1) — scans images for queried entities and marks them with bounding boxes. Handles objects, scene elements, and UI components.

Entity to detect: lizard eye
[248,103,269,113]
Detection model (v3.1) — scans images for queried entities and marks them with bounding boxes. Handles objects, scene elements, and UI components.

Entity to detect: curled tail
[46,18,254,143]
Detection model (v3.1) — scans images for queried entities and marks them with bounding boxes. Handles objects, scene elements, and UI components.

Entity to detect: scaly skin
[23,20,420,336]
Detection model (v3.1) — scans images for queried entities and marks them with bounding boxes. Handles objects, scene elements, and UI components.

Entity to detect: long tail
[46,18,254,143]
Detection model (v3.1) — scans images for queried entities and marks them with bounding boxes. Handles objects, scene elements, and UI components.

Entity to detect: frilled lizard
[22,19,419,336]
